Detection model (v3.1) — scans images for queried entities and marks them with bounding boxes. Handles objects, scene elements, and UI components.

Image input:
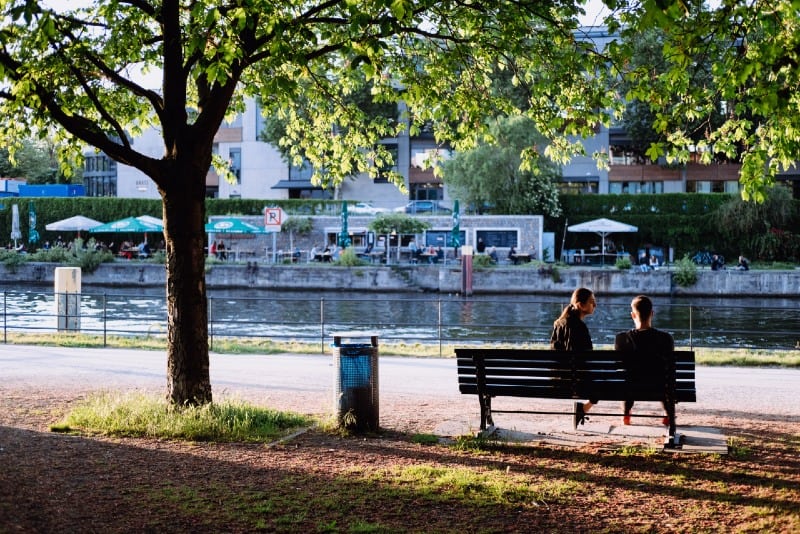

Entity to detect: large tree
[0,0,618,405]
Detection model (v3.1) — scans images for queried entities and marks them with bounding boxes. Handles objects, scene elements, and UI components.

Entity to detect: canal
[2,285,798,351]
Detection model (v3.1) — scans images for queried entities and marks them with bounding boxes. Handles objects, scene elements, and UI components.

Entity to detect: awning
[271,180,322,190]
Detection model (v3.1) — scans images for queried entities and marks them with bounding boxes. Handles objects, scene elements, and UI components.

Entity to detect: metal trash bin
[332,331,379,432]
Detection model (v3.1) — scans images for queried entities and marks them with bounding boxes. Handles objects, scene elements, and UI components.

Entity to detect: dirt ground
[1,384,799,533]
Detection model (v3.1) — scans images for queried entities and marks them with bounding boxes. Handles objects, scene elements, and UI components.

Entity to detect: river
[1,284,797,350]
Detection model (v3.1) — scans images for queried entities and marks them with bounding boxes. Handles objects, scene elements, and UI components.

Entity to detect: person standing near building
[614,294,674,426]
[550,287,597,428]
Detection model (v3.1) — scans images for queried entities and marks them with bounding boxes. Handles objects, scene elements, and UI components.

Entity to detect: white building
[104,97,445,208]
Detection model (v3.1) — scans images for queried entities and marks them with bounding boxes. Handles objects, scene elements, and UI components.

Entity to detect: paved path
[2,344,798,451]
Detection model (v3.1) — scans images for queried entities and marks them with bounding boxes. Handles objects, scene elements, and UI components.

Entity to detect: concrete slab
[433,417,728,454]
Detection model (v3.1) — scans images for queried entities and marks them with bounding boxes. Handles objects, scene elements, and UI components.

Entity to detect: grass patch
[410,433,440,445]
[375,464,579,506]
[450,433,507,452]
[5,332,800,367]
[51,391,314,442]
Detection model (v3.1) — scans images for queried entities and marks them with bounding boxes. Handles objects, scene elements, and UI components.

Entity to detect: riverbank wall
[3,262,799,297]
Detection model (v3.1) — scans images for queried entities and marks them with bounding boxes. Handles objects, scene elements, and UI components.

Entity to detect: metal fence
[3,290,798,353]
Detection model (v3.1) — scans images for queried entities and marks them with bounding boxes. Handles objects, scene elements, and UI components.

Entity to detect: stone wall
[3,262,799,297]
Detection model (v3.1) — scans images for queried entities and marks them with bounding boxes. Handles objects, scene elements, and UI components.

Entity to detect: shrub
[615,256,632,270]
[0,249,27,272]
[673,254,698,287]
[472,254,495,268]
[336,248,365,266]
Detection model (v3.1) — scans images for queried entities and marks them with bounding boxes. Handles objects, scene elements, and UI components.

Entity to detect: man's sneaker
[623,414,632,425]
[573,402,586,429]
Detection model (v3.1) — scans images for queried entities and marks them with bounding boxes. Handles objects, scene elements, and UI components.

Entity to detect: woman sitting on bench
[549,287,597,428]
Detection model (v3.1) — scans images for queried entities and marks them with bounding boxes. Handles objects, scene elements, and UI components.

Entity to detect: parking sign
[263,207,286,231]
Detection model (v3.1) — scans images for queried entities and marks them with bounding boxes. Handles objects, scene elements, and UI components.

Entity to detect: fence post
[320,297,325,353]
[209,296,214,352]
[438,298,443,357]
[103,293,107,347]
[3,291,6,344]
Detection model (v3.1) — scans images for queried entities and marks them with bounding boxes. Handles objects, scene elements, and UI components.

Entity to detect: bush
[0,249,27,272]
[615,257,632,270]
[673,255,698,287]
[472,254,495,268]
[336,248,365,266]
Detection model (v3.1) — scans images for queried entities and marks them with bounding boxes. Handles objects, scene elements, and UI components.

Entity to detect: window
[609,181,663,194]
[229,148,241,184]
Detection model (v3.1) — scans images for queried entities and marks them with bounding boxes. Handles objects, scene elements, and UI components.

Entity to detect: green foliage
[551,193,735,260]
[281,216,313,235]
[0,138,70,184]
[442,116,562,217]
[618,0,800,200]
[368,213,430,235]
[68,245,114,273]
[615,256,632,270]
[335,248,365,267]
[713,185,799,261]
[472,254,495,268]
[673,255,698,288]
[53,392,313,442]
[0,249,27,271]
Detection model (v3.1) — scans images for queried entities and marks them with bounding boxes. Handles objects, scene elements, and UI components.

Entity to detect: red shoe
[661,416,670,426]
[622,414,631,425]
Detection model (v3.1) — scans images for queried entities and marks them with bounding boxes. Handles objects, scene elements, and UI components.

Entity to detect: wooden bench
[456,348,696,448]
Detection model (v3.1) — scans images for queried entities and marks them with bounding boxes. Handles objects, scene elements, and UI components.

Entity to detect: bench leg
[478,394,494,430]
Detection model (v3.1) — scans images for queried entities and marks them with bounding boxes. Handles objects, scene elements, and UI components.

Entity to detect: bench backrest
[456,348,696,403]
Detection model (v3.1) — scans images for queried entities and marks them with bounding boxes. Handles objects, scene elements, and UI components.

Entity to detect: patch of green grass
[693,347,800,367]
[51,391,313,442]
[727,437,753,459]
[611,444,660,456]
[6,332,799,367]
[378,464,579,506]
[450,433,506,452]
[411,433,440,445]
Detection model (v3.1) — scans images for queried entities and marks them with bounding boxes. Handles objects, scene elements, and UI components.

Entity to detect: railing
[2,290,798,353]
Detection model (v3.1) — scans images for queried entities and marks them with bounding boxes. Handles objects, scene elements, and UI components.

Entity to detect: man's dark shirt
[615,327,674,387]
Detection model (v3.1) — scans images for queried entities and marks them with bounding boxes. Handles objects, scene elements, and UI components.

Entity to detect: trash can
[332,331,379,432]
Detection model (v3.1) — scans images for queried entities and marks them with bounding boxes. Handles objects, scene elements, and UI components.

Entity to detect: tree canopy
[0,0,618,405]
[612,0,800,201]
[441,116,562,216]
[1,0,797,405]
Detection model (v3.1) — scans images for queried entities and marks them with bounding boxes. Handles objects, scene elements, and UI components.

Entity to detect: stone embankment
[4,261,799,297]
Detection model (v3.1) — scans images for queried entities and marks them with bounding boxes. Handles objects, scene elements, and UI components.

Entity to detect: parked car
[393,200,451,214]
[348,202,389,215]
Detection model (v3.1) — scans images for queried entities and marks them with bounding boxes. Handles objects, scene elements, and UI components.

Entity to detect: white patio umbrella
[567,217,638,265]
[45,215,104,233]
[10,204,21,247]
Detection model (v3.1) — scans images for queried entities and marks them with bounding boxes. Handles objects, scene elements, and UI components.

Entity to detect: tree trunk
[161,157,212,406]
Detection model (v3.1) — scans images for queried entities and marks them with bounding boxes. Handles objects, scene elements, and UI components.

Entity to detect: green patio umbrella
[28,201,39,244]
[89,216,163,235]
[338,201,351,248]
[205,217,265,234]
[451,199,460,247]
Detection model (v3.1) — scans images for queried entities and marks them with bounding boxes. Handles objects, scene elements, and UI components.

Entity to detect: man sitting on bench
[614,294,674,426]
